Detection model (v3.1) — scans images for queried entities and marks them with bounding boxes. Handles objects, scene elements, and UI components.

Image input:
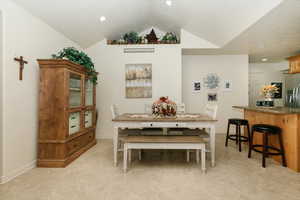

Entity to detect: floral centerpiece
[261,84,279,101]
[152,97,177,117]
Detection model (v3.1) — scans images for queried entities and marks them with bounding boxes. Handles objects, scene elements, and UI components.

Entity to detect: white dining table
[112,113,217,167]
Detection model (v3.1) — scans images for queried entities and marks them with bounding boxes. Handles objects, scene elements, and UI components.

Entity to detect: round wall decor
[204,73,220,89]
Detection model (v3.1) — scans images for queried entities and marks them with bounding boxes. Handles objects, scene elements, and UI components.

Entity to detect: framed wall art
[208,93,218,102]
[125,64,152,98]
[223,80,233,92]
[271,82,283,99]
[192,81,201,93]
[204,73,220,89]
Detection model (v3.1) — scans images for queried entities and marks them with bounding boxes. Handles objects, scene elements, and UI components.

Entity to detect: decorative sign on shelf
[14,56,28,80]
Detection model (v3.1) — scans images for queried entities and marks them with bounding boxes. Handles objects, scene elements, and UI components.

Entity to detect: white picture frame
[223,80,232,92]
[125,64,152,98]
[192,81,201,93]
[208,93,218,102]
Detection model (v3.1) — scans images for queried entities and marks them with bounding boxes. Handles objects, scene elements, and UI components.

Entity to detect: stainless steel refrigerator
[285,73,300,107]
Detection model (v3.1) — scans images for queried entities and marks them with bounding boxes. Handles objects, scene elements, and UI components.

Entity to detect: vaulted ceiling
[11,0,300,62]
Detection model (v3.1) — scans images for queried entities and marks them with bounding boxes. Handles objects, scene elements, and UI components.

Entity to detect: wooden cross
[14,56,28,80]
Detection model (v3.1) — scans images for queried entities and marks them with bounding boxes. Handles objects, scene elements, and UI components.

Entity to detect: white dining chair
[176,103,186,114]
[205,104,218,120]
[167,103,186,135]
[142,103,164,135]
[144,103,153,114]
[111,104,119,119]
[111,104,141,158]
[185,104,218,162]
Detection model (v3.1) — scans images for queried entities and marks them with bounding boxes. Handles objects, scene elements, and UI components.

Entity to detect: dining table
[112,113,217,167]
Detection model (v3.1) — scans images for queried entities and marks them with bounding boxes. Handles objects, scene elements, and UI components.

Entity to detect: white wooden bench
[121,136,206,173]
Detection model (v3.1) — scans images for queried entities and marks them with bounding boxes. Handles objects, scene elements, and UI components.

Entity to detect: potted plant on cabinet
[52,47,98,84]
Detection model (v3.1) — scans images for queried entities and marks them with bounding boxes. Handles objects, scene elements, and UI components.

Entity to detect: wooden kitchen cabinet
[37,59,97,167]
[287,55,300,74]
[243,109,300,172]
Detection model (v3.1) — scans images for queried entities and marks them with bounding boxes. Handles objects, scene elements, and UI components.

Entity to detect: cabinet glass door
[69,73,82,108]
[84,110,93,128]
[69,112,81,135]
[85,79,94,106]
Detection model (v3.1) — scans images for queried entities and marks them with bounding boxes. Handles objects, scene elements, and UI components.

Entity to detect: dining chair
[167,103,186,135]
[185,104,218,162]
[142,103,164,135]
[176,103,186,114]
[111,104,141,159]
[205,104,218,120]
[144,103,152,114]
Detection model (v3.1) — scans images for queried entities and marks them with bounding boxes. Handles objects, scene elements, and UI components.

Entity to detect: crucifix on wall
[14,56,28,80]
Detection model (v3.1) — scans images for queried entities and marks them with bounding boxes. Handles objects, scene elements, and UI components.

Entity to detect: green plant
[123,31,139,43]
[161,32,178,43]
[52,47,98,84]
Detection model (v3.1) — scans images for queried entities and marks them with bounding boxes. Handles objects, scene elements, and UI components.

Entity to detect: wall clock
[204,73,220,89]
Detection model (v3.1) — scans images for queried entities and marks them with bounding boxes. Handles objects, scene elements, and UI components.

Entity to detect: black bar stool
[248,124,287,168]
[225,118,250,152]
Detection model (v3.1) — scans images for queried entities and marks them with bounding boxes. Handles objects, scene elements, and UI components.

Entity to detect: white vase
[265,92,274,101]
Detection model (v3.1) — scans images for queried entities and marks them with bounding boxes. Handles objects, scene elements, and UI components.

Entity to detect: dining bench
[121,136,206,173]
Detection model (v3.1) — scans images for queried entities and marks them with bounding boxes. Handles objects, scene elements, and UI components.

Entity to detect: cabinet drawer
[67,132,95,155]
[86,131,95,144]
[67,136,83,155]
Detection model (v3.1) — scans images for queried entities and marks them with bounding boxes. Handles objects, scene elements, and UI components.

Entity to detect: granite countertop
[233,106,300,114]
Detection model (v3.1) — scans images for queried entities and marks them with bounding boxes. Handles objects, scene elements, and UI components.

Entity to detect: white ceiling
[11,0,300,62]
[182,0,300,63]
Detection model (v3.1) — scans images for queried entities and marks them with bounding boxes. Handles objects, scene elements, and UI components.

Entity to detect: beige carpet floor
[0,134,300,200]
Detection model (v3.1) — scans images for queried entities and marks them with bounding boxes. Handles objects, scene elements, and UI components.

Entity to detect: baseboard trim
[0,160,36,184]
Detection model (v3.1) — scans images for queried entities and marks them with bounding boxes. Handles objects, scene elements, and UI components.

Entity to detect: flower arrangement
[152,96,177,117]
[261,84,279,99]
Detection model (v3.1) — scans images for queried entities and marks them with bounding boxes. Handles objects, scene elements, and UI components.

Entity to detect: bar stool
[248,124,287,168]
[225,118,250,152]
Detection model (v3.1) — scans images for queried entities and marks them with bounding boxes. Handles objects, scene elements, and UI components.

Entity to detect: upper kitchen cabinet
[287,55,300,74]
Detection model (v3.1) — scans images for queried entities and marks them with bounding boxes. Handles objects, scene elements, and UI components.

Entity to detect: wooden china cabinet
[37,59,97,167]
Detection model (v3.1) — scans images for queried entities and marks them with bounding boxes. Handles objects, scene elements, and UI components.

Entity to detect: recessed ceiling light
[166,0,172,6]
[261,58,268,62]
[100,16,106,22]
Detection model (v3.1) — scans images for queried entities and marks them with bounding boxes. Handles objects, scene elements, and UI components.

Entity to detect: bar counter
[234,106,300,172]
[233,106,300,114]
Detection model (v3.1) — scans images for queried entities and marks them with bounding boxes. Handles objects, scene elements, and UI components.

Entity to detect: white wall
[0,0,80,183]
[86,40,182,139]
[0,10,3,178]
[182,55,249,133]
[249,62,288,106]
